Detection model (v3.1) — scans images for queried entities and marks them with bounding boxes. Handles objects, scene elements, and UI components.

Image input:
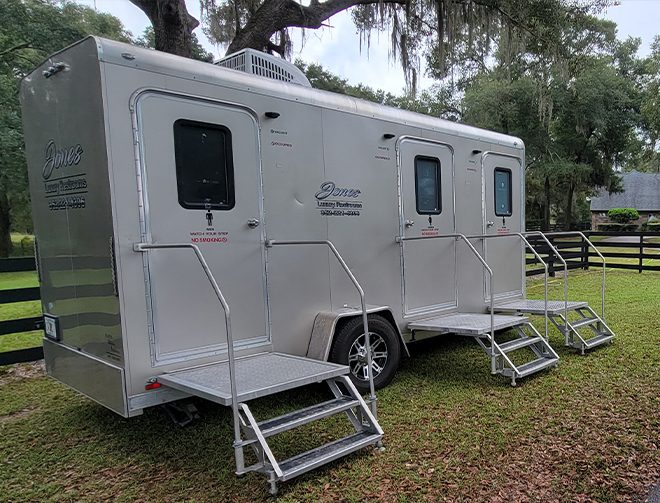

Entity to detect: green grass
[9,233,35,257]
[0,270,658,502]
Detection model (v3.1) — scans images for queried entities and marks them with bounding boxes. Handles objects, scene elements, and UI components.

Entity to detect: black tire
[329,314,401,392]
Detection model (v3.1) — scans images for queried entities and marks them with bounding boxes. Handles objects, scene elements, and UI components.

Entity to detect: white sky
[76,0,660,95]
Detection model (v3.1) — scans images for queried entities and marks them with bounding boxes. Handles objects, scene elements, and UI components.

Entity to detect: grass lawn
[0,270,659,502]
[8,233,35,258]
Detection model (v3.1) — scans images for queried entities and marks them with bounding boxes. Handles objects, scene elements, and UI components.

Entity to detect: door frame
[131,89,270,366]
[480,150,526,302]
[396,135,457,318]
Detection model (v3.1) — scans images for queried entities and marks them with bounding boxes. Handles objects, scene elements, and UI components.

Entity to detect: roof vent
[215,48,311,87]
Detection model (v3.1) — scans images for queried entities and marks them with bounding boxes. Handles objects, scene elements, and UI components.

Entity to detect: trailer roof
[92,37,522,150]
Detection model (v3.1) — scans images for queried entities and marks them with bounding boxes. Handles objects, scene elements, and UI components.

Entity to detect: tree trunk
[0,189,12,258]
[564,180,574,230]
[543,175,551,231]
[129,0,199,58]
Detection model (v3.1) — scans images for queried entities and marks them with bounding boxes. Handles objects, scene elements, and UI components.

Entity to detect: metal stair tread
[496,336,543,354]
[258,396,359,437]
[158,352,349,406]
[570,317,599,329]
[278,431,382,481]
[408,312,529,335]
[491,299,589,315]
[583,334,614,349]
[515,356,558,378]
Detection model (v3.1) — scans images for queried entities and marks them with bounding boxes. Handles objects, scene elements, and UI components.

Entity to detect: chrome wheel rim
[348,332,388,381]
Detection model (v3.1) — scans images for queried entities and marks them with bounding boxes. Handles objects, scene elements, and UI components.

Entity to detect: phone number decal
[48,195,86,211]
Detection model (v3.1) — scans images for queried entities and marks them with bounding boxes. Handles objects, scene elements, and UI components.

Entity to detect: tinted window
[173,119,235,210]
[494,168,512,216]
[415,156,441,215]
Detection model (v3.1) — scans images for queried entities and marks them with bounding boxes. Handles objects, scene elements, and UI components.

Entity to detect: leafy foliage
[607,208,640,224]
[201,0,613,92]
[0,0,133,256]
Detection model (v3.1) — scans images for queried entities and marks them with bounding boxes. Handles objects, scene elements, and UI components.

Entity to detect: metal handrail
[542,231,606,321]
[265,239,377,417]
[395,233,517,375]
[133,242,243,471]
[525,232,570,335]
[464,233,549,341]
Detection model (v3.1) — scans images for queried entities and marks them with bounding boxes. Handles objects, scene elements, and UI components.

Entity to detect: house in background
[590,171,660,229]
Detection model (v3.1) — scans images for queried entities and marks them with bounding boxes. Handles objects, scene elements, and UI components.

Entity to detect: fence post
[639,232,644,273]
[582,232,589,270]
[548,235,556,278]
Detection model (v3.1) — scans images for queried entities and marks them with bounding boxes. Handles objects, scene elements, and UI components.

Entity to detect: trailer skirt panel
[44,338,128,417]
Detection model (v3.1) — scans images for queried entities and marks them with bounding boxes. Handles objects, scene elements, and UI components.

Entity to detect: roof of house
[590,171,660,212]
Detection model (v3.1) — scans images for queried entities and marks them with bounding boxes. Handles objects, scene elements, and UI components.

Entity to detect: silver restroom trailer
[21,37,615,492]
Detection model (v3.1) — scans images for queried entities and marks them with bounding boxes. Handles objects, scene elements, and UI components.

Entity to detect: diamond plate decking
[491,299,588,315]
[408,312,528,335]
[158,353,348,405]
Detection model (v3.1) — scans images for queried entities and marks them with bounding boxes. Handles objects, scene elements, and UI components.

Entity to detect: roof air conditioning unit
[215,48,311,87]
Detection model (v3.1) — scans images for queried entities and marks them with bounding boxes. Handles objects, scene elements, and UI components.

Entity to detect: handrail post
[541,231,606,323]
[133,242,243,473]
[265,239,377,418]
[453,234,497,372]
[465,233,549,342]
[525,232,569,337]
[516,233,548,341]
[577,231,606,322]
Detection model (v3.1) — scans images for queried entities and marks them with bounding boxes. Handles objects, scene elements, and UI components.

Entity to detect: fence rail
[0,256,43,365]
[525,230,660,276]
[1,230,659,366]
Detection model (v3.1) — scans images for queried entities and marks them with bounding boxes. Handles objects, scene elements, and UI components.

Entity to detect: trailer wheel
[330,314,401,392]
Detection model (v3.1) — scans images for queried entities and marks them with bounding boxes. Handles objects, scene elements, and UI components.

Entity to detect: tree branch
[0,42,32,58]
[227,0,406,55]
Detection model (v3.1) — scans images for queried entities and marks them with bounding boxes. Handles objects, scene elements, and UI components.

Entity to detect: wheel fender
[307,306,409,361]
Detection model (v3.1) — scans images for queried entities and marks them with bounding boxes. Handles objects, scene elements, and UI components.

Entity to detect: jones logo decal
[42,140,83,180]
[314,181,363,217]
[315,182,361,200]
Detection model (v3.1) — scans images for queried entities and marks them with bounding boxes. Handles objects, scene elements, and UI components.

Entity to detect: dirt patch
[0,405,38,424]
[0,361,45,386]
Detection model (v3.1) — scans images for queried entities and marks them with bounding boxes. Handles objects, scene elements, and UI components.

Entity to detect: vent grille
[216,49,311,87]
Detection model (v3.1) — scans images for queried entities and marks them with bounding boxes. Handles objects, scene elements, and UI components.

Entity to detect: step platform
[159,354,382,495]
[409,312,558,386]
[409,312,528,335]
[492,299,588,315]
[159,352,348,405]
[492,300,615,354]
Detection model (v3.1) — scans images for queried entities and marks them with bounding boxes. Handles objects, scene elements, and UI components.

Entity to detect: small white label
[44,315,59,340]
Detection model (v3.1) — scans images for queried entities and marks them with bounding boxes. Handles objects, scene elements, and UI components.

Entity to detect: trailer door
[398,138,456,316]
[136,93,268,365]
[482,152,524,301]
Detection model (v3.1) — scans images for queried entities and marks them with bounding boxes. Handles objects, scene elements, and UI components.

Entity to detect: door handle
[247,218,260,228]
[486,220,494,228]
[405,219,415,228]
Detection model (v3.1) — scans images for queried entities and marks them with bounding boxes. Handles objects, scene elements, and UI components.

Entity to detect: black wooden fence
[525,231,660,276]
[0,256,43,366]
[1,230,659,366]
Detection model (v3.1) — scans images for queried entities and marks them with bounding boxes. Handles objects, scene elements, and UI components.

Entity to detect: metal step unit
[159,353,383,495]
[492,300,616,355]
[409,313,559,386]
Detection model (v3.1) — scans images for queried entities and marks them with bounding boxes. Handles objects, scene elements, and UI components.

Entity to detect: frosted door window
[494,168,512,216]
[415,156,442,215]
